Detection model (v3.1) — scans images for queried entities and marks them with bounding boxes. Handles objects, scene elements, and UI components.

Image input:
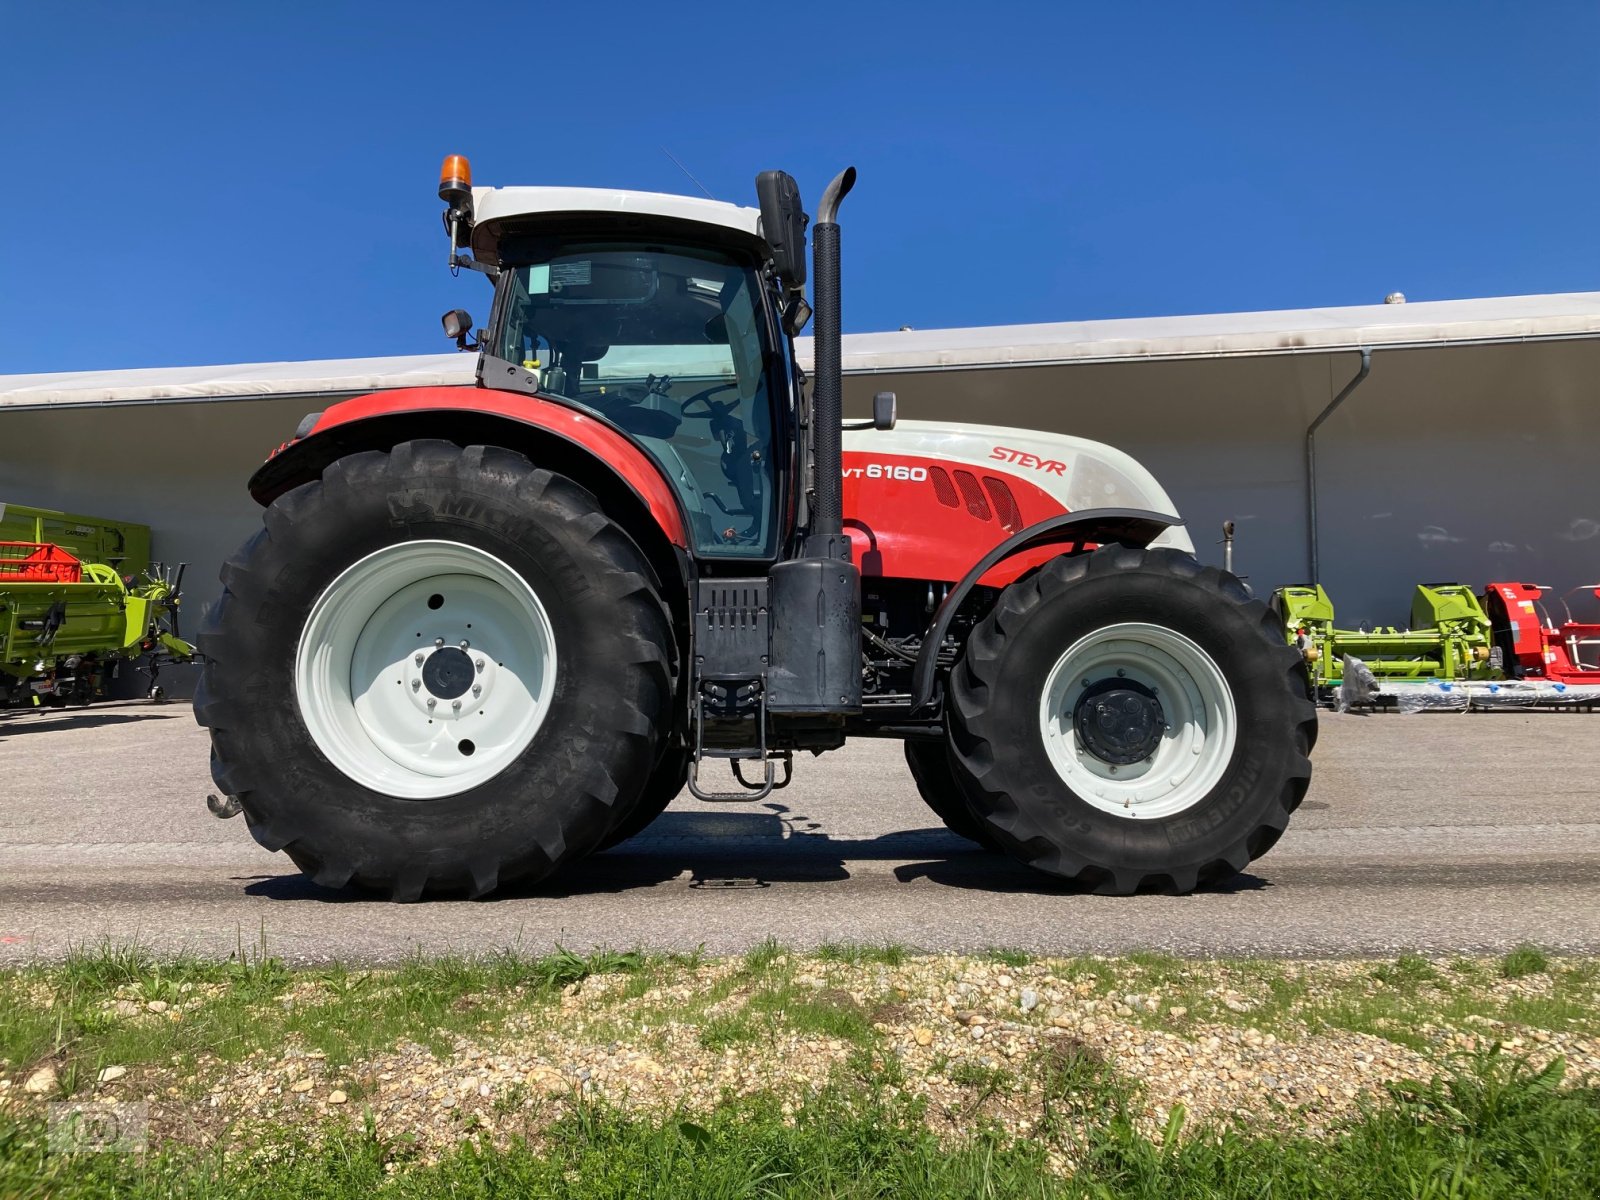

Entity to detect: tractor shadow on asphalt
[0,707,187,736]
[578,803,1274,898]
[239,800,1272,902]
[889,859,1272,897]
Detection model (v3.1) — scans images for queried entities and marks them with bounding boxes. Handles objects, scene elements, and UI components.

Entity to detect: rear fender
[253,387,686,542]
[909,508,1182,713]
[248,386,694,649]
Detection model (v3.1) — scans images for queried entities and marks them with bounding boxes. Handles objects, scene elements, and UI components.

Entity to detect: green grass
[0,940,651,1087]
[1025,948,1599,1052]
[813,941,910,967]
[8,944,1597,1100]
[7,946,1600,1196]
[4,1048,1597,1198]
[1371,952,1442,988]
[945,1057,1015,1106]
[986,948,1032,969]
[740,937,786,975]
[754,990,873,1044]
[1503,944,1552,980]
[697,980,877,1052]
[697,1011,761,1052]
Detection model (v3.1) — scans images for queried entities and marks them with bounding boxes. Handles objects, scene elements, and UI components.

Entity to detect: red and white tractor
[197,159,1315,899]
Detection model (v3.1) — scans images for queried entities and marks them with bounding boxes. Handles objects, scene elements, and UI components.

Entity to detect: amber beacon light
[439,154,473,204]
[438,155,476,267]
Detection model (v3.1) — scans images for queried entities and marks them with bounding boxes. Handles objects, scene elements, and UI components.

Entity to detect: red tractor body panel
[841,450,1070,588]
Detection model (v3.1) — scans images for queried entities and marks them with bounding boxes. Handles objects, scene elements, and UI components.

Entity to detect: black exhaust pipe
[768,166,862,716]
[807,166,855,560]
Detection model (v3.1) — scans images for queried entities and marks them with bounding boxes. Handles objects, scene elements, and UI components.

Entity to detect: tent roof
[5,291,1598,411]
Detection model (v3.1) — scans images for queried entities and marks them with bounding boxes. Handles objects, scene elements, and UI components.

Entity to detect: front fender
[909,508,1182,713]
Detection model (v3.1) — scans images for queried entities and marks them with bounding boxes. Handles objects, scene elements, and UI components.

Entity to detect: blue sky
[2,1,1596,374]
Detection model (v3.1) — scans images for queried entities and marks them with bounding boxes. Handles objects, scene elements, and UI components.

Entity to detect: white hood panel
[844,420,1194,554]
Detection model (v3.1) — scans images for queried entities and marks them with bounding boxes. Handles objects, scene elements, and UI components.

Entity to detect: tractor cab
[442,176,800,562]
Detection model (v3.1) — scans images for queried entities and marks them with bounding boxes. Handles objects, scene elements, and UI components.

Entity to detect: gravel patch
[4,953,1597,1168]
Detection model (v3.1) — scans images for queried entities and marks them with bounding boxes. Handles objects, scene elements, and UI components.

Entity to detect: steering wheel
[680,382,742,419]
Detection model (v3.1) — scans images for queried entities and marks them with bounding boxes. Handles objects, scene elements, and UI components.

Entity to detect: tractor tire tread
[947,545,1315,895]
[196,440,674,900]
[903,740,1002,850]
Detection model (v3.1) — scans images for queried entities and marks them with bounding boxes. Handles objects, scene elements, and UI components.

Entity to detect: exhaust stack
[806,166,856,560]
[766,166,862,716]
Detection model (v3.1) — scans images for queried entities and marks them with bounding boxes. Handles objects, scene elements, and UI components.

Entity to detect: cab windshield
[495,242,777,558]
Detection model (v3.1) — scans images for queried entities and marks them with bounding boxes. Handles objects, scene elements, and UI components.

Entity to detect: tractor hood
[843,419,1194,555]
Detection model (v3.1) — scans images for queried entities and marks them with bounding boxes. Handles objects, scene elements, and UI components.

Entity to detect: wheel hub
[295,541,557,800]
[421,645,476,700]
[1073,678,1165,765]
[1038,623,1238,820]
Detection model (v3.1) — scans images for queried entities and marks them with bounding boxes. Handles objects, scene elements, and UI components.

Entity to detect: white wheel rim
[294,540,557,799]
[1039,621,1236,819]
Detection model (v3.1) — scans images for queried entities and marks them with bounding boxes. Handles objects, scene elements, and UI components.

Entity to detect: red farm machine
[197,159,1315,899]
[1484,581,1600,690]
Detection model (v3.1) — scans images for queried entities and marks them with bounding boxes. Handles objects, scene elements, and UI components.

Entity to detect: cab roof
[469,186,765,266]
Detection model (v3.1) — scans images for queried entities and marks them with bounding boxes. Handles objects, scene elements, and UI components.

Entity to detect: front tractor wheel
[902,740,1001,850]
[946,546,1316,894]
[195,441,674,900]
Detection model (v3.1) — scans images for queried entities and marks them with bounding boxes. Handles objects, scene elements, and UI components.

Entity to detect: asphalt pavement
[1,701,1597,963]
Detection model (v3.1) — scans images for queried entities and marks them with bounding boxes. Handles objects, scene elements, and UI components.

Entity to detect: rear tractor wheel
[195,441,674,899]
[946,545,1316,894]
[597,744,690,850]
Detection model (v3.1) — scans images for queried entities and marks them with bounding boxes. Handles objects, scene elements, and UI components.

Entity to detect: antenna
[661,146,715,199]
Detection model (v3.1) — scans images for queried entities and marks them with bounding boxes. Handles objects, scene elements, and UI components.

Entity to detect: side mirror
[843,391,897,432]
[755,170,809,291]
[781,293,812,338]
[442,309,477,351]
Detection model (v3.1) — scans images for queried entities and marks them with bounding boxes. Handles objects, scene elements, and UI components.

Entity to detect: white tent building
[4,291,1598,655]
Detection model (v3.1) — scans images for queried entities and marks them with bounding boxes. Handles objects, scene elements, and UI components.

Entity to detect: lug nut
[471,683,481,697]
[452,699,461,711]
[411,679,421,692]
[459,639,470,651]
[475,658,485,672]
[426,697,436,709]
[414,652,424,666]
[434,637,445,648]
